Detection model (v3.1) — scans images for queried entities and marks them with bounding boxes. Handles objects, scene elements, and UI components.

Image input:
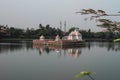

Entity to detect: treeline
[0,24,64,39]
[0,24,120,40]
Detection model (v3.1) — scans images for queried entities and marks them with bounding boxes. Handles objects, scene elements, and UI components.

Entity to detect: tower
[64,21,66,33]
[60,21,62,31]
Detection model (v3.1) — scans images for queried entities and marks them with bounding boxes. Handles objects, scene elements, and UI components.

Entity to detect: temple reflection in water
[33,44,85,58]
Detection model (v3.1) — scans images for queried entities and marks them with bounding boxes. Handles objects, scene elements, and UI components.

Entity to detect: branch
[76,9,120,18]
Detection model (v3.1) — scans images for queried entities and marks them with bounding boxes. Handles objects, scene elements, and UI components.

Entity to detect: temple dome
[68,29,82,40]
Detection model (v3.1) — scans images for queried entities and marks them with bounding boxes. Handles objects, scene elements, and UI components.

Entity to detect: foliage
[75,71,96,80]
[0,24,119,40]
[76,8,120,19]
[114,38,120,42]
[9,27,24,38]
[76,9,120,32]
[0,24,64,39]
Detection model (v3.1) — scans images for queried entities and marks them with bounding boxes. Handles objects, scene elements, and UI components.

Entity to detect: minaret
[60,21,62,31]
[64,21,66,33]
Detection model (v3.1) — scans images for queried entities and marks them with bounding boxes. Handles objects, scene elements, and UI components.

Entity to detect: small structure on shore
[64,29,82,41]
[55,35,60,41]
[33,29,85,46]
[40,35,45,40]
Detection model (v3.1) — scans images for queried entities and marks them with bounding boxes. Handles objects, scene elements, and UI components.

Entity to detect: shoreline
[0,38,114,42]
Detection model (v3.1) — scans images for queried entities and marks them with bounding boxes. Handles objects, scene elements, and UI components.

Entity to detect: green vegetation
[0,24,64,39]
[114,38,120,42]
[0,24,120,40]
[75,71,96,80]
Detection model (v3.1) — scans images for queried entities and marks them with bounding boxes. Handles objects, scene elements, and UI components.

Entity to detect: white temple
[55,35,60,41]
[40,35,45,40]
[68,29,82,40]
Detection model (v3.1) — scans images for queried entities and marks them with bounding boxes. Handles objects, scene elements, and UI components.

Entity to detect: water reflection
[0,40,120,55]
[0,40,120,80]
[33,44,84,58]
[0,40,33,53]
[86,42,120,51]
[68,48,82,58]
[33,42,120,58]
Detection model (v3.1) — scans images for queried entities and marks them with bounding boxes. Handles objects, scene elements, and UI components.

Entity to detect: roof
[69,29,81,36]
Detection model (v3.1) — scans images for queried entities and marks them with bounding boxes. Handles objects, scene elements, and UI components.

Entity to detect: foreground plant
[75,71,96,80]
[114,38,120,42]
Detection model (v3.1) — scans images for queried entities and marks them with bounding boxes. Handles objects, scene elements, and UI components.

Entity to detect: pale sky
[0,0,120,31]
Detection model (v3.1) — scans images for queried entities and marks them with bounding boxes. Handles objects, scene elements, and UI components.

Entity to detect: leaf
[90,72,96,75]
[114,38,120,42]
[75,71,96,79]
[75,72,84,78]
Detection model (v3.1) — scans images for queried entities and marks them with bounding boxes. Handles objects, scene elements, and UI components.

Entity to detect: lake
[0,40,120,80]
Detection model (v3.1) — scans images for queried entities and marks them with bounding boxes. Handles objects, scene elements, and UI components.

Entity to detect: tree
[76,9,120,31]
[39,24,43,29]
[76,9,120,39]
[9,27,24,38]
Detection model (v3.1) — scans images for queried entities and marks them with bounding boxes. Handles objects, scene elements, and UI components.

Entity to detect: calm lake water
[0,40,120,80]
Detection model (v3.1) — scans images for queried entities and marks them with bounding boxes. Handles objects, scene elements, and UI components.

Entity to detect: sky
[0,0,120,32]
